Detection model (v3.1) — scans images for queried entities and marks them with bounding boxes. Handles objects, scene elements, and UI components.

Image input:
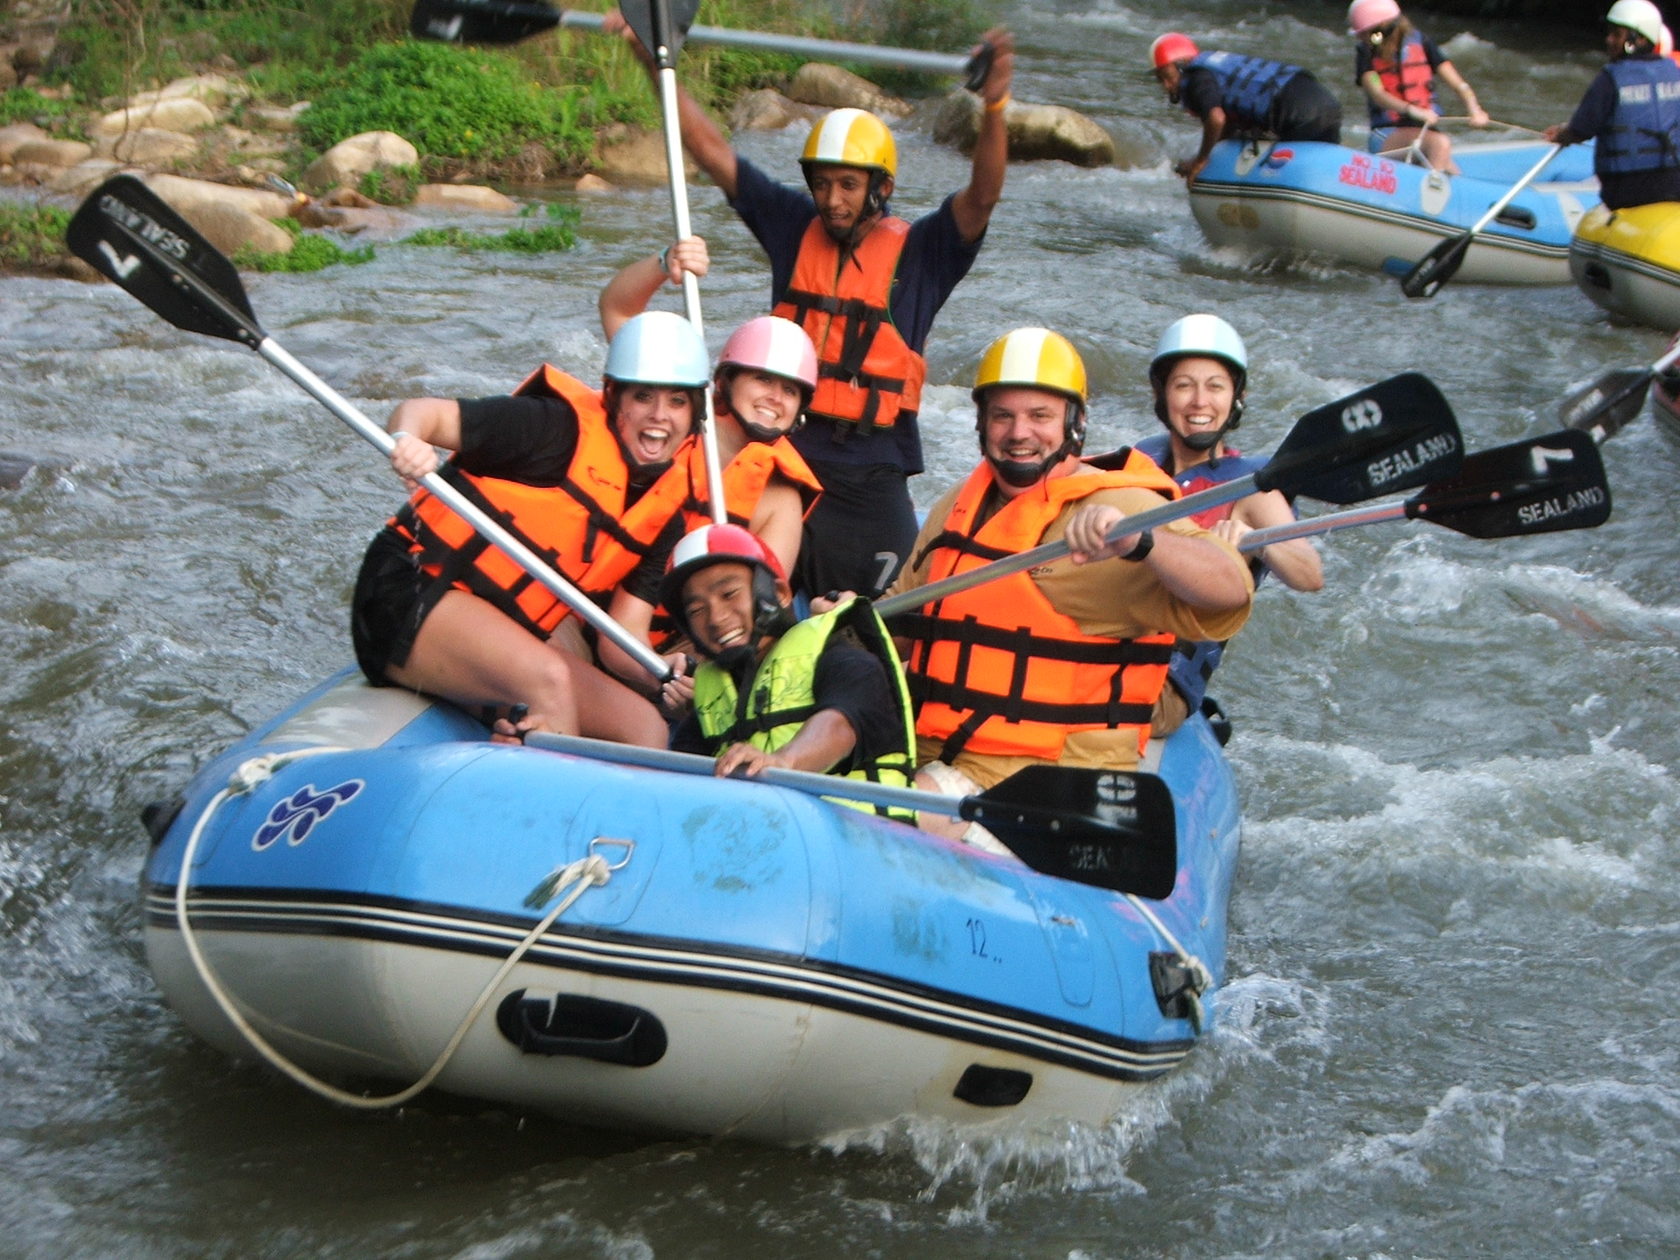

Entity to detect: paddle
[65,174,676,684]
[1400,143,1563,299]
[874,372,1463,618]
[409,0,995,90]
[525,732,1180,898]
[1556,338,1680,443]
[1237,429,1611,551]
[619,0,726,525]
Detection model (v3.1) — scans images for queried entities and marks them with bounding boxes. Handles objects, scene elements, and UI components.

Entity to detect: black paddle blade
[1409,428,1611,539]
[1558,366,1653,441]
[67,175,263,347]
[962,767,1179,899]
[1260,372,1463,506]
[1400,232,1469,299]
[620,0,700,62]
[963,42,995,93]
[409,0,560,44]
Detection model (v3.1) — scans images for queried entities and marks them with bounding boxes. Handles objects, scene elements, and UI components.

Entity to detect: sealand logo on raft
[252,780,365,851]
[1338,153,1398,195]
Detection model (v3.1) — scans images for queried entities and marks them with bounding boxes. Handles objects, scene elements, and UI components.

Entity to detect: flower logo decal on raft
[1339,153,1398,195]
[1261,148,1294,173]
[251,780,364,850]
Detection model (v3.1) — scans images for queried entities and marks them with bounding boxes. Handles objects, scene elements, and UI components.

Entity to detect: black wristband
[1119,529,1155,563]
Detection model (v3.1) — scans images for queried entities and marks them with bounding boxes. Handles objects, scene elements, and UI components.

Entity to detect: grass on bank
[0,202,73,272]
[10,0,982,183]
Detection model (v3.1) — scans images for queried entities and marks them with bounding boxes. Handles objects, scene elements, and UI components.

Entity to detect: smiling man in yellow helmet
[883,328,1253,848]
[611,11,1015,602]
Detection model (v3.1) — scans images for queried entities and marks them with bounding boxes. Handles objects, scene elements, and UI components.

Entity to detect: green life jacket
[691,599,917,820]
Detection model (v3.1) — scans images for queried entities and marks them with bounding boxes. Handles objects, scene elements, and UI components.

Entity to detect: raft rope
[172,748,615,1110]
[1123,891,1212,1034]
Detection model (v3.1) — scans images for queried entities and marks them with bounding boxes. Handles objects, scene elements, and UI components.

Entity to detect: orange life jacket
[675,437,823,535]
[1372,32,1436,126]
[391,366,680,636]
[898,454,1182,762]
[773,216,926,437]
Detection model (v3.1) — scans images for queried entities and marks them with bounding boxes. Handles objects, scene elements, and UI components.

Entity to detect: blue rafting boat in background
[140,667,1241,1145]
[1188,137,1599,285]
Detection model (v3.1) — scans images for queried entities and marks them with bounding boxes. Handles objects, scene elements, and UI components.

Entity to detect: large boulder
[785,63,911,119]
[299,131,419,194]
[727,88,822,134]
[591,124,694,184]
[0,122,50,162]
[11,137,92,168]
[94,127,200,166]
[414,183,519,214]
[92,97,216,138]
[928,92,1115,168]
[143,172,296,220]
[175,200,294,258]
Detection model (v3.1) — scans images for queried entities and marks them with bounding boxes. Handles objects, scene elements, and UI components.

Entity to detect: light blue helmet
[603,310,710,388]
[1149,313,1249,439]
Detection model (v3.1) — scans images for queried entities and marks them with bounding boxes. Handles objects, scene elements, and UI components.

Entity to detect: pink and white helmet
[715,315,819,404]
[1347,0,1401,35]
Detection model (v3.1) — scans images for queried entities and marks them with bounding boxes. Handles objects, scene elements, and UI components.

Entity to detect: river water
[4,1,1678,1256]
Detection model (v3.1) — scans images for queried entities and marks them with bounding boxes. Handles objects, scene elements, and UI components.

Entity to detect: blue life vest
[1598,57,1680,176]
[1134,434,1274,710]
[1189,51,1301,130]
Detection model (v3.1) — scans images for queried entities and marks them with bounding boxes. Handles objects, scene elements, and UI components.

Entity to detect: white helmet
[602,310,710,388]
[1607,0,1664,46]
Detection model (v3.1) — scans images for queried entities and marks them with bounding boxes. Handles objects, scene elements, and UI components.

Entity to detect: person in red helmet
[660,524,916,808]
[1151,32,1343,183]
[1348,0,1487,174]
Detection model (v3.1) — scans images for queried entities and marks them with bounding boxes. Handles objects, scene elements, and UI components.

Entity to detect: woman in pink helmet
[1348,0,1488,173]
[597,249,825,707]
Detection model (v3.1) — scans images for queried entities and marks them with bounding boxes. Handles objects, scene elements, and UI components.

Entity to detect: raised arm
[599,236,710,339]
[607,7,741,198]
[1436,60,1488,127]
[950,27,1015,243]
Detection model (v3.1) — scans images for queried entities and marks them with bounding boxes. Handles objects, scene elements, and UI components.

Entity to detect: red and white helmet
[1150,32,1198,69]
[658,524,788,645]
[716,315,819,405]
[1347,0,1401,36]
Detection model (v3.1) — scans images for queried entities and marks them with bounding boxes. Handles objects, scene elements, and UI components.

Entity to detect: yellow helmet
[800,108,897,180]
[972,328,1089,408]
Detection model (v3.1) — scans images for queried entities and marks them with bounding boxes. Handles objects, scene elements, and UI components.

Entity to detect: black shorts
[793,460,919,599]
[349,527,446,685]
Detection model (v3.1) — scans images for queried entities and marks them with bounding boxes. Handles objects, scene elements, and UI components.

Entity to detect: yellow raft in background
[1570,202,1680,332]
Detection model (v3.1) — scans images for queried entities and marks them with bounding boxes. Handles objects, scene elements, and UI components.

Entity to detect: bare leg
[386,591,667,747]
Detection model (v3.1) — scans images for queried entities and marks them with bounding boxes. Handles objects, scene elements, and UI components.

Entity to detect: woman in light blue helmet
[349,301,712,746]
[1131,314,1323,735]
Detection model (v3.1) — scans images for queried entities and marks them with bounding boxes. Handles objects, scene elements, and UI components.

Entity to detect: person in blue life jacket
[1348,0,1488,175]
[1545,0,1680,211]
[1128,315,1323,736]
[607,8,1015,602]
[659,524,917,812]
[1150,32,1343,183]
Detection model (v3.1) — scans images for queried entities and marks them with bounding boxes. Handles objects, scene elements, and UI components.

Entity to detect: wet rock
[785,63,911,119]
[0,453,34,489]
[592,124,694,184]
[414,183,518,214]
[928,92,1115,168]
[727,88,821,134]
[144,171,296,221]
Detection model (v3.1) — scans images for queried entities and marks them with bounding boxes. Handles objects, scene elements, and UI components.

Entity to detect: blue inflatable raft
[1188,137,1600,284]
[140,667,1242,1144]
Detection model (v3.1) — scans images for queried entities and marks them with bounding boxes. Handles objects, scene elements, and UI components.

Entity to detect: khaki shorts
[916,761,1013,857]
